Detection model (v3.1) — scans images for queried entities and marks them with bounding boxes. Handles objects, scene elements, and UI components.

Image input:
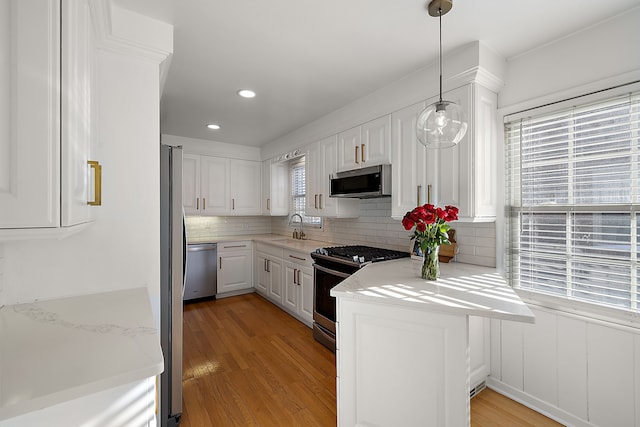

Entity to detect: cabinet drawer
[284,249,313,267]
[255,242,284,258]
[218,241,252,253]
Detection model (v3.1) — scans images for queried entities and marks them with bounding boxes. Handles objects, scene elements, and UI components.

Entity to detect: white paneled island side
[331,259,534,427]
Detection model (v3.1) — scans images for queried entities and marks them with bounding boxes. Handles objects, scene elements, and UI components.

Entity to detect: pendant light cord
[438,7,443,104]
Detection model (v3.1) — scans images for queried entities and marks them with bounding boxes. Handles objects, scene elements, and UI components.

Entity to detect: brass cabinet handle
[297,269,301,285]
[417,185,422,206]
[267,259,271,273]
[355,146,359,164]
[319,194,323,210]
[361,144,365,163]
[87,161,102,206]
[427,184,432,205]
[289,254,306,261]
[196,198,199,210]
[203,198,206,210]
[315,194,318,209]
[267,198,270,210]
[232,198,235,210]
[264,258,267,271]
[219,257,222,269]
[293,268,298,284]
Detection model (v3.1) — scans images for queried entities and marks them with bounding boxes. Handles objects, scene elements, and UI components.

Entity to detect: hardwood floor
[181,293,562,427]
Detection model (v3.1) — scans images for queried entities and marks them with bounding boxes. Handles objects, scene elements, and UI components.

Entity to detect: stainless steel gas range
[310,245,410,352]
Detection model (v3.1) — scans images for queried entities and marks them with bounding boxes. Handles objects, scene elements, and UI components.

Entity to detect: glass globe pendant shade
[416,100,468,148]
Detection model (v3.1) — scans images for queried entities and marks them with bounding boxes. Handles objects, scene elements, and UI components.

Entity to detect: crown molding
[89,0,173,64]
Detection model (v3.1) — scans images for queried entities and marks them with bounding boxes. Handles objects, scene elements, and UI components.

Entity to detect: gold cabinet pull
[293,268,298,284]
[219,257,222,269]
[417,185,422,206]
[427,184,432,205]
[297,269,301,285]
[267,259,271,272]
[355,145,359,164]
[319,194,323,209]
[87,160,102,206]
[232,198,235,210]
[196,198,199,210]
[264,258,267,271]
[361,144,365,163]
[203,198,206,210]
[315,194,318,209]
[267,198,270,210]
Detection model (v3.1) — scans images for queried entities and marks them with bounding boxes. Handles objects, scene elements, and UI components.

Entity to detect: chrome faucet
[288,213,306,240]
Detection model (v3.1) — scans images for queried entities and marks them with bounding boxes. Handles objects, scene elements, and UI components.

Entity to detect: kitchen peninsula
[331,259,534,427]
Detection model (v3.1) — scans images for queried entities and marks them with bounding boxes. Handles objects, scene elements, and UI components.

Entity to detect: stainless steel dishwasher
[184,243,217,301]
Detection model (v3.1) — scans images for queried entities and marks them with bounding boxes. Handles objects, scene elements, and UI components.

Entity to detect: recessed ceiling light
[207,124,221,130]
[237,89,256,98]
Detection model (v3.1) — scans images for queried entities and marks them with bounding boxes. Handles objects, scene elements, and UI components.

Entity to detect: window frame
[289,157,322,229]
[503,82,640,324]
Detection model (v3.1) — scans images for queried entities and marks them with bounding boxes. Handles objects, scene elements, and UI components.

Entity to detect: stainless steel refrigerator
[160,144,185,426]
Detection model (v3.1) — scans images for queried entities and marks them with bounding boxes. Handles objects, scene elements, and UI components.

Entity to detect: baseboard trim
[486,377,596,427]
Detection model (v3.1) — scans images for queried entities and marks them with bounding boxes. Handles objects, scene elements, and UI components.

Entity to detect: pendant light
[416,0,467,149]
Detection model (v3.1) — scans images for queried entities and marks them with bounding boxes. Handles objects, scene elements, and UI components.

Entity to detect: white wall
[490,8,640,427]
[162,134,261,161]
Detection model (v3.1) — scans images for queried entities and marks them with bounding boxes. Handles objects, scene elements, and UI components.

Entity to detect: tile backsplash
[186,199,496,267]
[186,216,272,240]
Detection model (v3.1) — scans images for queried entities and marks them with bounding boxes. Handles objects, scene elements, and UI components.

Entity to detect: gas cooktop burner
[314,245,410,264]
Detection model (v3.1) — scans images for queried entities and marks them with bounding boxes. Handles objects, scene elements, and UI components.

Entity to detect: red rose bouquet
[402,204,458,279]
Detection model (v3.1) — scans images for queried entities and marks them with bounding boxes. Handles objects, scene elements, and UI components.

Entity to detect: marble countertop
[189,234,332,254]
[331,258,535,323]
[0,287,164,421]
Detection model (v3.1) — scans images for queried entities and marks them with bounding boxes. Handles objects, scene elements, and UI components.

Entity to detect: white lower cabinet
[217,241,253,296]
[283,249,314,326]
[254,243,284,304]
[254,243,314,327]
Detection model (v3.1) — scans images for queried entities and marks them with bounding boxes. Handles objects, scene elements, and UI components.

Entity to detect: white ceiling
[118,0,639,147]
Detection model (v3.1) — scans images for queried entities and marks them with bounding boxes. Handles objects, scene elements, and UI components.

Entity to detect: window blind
[290,158,321,226]
[505,91,640,312]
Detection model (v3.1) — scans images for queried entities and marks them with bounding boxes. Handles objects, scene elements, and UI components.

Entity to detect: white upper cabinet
[432,84,497,222]
[0,0,100,238]
[229,159,261,215]
[391,100,433,219]
[391,84,497,222]
[337,115,391,172]
[306,136,359,218]
[183,154,261,216]
[261,159,289,216]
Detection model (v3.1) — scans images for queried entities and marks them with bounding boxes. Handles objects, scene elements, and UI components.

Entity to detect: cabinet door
[337,126,361,172]
[200,156,230,215]
[361,115,391,167]
[218,249,252,293]
[267,257,283,304]
[305,143,321,216]
[183,154,201,215]
[61,0,98,226]
[298,266,314,325]
[261,160,271,215]
[284,263,298,313]
[0,0,60,228]
[254,252,268,295]
[230,159,261,215]
[391,101,434,219]
[269,162,289,215]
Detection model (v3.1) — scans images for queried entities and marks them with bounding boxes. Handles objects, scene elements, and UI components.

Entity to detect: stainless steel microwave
[330,164,391,198]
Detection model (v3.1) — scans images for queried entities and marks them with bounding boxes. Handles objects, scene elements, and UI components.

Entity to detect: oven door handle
[314,264,352,279]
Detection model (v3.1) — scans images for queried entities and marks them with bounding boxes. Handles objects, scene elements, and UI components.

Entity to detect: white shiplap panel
[587,324,635,426]
[556,315,588,420]
[501,320,524,390]
[523,309,557,406]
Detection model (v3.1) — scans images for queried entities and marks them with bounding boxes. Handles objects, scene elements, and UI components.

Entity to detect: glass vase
[421,245,440,280]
